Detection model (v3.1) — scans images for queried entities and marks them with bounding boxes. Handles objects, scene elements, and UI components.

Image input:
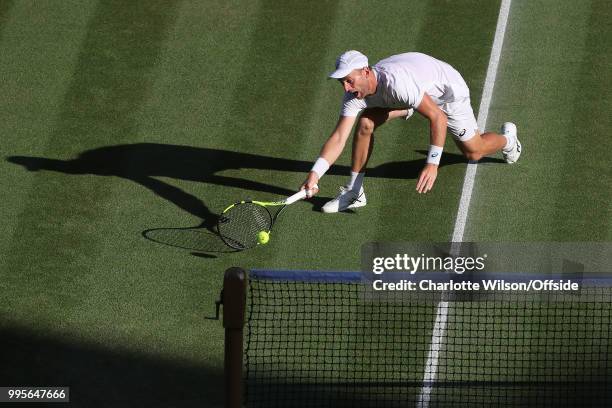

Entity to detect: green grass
[466,0,612,240]
[0,0,610,406]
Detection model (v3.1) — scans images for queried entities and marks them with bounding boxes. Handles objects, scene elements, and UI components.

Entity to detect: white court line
[417,1,513,407]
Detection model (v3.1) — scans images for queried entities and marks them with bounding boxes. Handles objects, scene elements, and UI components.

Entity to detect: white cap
[328,50,369,79]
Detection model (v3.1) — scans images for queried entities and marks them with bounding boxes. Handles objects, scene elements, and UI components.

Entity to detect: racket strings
[218,203,272,249]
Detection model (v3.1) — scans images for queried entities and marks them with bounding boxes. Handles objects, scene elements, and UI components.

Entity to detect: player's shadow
[7,143,502,252]
[368,149,503,178]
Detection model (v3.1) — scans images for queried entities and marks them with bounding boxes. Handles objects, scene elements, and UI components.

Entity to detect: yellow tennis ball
[257,231,270,245]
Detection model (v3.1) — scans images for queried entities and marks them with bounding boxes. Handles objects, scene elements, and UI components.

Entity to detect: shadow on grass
[0,325,223,408]
[7,144,504,253]
[142,224,234,257]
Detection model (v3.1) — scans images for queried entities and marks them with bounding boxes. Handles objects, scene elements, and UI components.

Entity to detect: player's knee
[464,151,483,161]
[357,117,375,136]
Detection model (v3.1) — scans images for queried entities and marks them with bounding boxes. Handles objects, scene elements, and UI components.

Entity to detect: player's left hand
[416,164,438,194]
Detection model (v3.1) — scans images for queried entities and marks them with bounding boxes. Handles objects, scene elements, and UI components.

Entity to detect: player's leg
[455,130,506,161]
[322,107,410,213]
[456,126,520,163]
[351,108,411,173]
[445,99,520,163]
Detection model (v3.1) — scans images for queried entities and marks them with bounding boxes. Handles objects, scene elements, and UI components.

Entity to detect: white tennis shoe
[322,186,367,213]
[501,122,521,164]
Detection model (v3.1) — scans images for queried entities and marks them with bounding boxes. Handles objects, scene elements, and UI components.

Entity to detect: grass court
[1,0,610,406]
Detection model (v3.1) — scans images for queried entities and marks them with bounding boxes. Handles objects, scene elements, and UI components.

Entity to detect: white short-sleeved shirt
[340,52,471,117]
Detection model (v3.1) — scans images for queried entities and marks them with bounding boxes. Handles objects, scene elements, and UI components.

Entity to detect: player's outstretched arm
[301,115,356,196]
[415,94,448,194]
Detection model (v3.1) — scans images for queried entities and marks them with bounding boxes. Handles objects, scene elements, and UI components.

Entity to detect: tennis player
[301,50,521,213]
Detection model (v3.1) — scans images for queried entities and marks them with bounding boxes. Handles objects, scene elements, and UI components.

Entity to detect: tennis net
[227,269,612,407]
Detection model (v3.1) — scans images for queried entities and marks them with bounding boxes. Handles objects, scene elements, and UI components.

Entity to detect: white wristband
[311,157,330,178]
[426,145,443,165]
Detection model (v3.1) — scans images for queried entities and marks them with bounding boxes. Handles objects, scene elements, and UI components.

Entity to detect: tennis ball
[257,231,270,245]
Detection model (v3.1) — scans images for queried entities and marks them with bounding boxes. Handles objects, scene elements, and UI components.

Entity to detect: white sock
[503,135,513,151]
[502,130,515,151]
[346,172,365,191]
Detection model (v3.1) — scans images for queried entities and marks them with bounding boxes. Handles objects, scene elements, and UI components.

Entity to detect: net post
[223,267,246,408]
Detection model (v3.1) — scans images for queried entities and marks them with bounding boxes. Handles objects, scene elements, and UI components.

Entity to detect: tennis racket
[217,186,317,250]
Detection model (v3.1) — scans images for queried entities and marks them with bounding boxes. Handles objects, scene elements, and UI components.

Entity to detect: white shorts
[440,98,479,142]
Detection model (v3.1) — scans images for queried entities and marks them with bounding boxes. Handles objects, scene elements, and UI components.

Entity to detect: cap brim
[328,68,352,79]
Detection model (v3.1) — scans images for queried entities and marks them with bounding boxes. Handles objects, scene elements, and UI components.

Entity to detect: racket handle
[285,184,318,205]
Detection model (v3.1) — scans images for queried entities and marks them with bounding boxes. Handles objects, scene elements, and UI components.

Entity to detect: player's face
[339,68,370,99]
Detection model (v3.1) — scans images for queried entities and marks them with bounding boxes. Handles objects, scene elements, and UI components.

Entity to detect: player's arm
[415,93,448,194]
[302,115,356,194]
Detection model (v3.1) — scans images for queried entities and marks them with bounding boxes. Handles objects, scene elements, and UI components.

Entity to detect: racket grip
[286,184,318,205]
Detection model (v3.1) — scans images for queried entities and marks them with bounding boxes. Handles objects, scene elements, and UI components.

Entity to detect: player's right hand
[301,171,320,198]
[416,163,438,194]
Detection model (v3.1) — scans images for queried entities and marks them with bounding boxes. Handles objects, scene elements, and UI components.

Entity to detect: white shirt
[340,52,471,117]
